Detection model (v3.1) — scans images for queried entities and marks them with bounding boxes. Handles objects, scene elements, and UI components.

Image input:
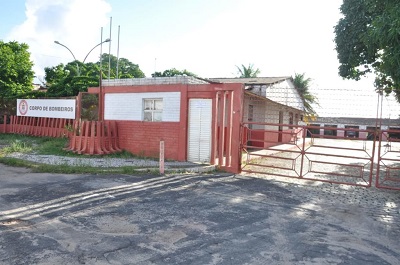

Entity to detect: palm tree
[293,73,318,119]
[236,64,260,78]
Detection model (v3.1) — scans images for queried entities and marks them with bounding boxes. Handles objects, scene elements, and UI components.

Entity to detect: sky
[1,0,400,118]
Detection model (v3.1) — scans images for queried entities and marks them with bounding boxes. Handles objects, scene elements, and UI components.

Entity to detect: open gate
[376,128,400,190]
[241,122,400,190]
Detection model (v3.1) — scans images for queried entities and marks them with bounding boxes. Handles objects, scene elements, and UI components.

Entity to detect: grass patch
[32,164,143,175]
[0,157,32,168]
[1,139,33,154]
[0,134,27,145]
[35,137,70,156]
[0,134,158,174]
[0,156,141,175]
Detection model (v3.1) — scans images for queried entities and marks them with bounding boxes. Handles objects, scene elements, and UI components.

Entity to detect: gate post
[299,125,307,178]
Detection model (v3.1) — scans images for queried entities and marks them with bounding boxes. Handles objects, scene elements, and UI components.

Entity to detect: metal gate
[376,128,400,190]
[241,122,400,190]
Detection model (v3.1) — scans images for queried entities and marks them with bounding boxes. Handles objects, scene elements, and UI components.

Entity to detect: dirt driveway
[0,164,399,264]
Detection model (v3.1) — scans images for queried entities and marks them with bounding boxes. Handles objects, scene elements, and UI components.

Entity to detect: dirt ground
[0,164,399,264]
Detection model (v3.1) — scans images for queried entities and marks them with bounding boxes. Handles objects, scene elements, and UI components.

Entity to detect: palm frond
[293,72,318,115]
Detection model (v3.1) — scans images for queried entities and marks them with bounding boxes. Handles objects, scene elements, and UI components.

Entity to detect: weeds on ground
[0,134,150,174]
[0,157,140,175]
[33,164,139,174]
[0,134,25,145]
[1,139,33,154]
[35,137,70,156]
[0,134,66,156]
[0,134,140,158]
[0,157,31,168]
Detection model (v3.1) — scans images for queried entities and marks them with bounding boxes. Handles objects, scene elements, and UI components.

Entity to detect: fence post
[3,115,6,133]
[160,140,165,174]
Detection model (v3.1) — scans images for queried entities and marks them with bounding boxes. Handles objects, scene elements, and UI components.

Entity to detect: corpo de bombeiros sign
[17,99,76,119]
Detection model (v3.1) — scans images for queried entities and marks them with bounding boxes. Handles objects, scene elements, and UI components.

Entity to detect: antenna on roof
[154,58,157,78]
[108,16,112,81]
[116,25,120,79]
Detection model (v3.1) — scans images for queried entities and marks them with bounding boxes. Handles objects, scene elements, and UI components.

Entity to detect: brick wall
[116,121,184,161]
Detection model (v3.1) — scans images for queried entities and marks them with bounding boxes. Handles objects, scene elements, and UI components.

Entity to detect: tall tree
[45,62,100,97]
[293,73,318,117]
[100,54,145,79]
[236,64,260,78]
[0,41,34,98]
[45,54,145,97]
[151,68,197,77]
[334,0,400,101]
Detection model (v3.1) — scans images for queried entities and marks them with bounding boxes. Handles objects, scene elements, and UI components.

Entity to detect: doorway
[188,99,212,163]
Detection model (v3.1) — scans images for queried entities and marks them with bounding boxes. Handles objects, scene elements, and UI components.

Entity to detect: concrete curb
[135,165,217,174]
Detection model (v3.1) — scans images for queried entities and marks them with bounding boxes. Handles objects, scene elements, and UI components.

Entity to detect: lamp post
[83,38,110,64]
[54,40,79,74]
[54,38,111,75]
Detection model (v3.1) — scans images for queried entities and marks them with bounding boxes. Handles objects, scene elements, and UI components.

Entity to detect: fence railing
[0,115,121,155]
[1,115,73,138]
[66,120,121,155]
[241,122,400,190]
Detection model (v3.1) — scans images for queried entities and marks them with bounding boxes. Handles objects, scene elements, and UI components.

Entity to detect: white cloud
[7,0,111,82]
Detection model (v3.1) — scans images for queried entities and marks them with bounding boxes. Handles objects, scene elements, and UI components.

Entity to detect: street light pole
[54,38,111,75]
[83,38,111,64]
[54,40,80,75]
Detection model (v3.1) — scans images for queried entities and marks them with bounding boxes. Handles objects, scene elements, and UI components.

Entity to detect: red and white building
[86,76,305,172]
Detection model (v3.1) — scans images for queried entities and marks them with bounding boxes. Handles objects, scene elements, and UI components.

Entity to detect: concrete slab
[0,164,399,264]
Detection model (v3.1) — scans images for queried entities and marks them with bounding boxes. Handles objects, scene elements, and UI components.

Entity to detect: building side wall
[243,95,266,130]
[243,93,303,148]
[117,121,182,160]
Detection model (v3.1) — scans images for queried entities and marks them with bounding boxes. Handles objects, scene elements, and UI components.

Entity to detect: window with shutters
[143,99,163,121]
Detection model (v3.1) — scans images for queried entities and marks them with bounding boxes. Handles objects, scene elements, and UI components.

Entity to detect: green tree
[334,0,400,100]
[100,54,145,79]
[45,54,145,97]
[45,62,99,97]
[293,73,318,118]
[236,64,260,78]
[151,68,197,77]
[0,41,34,98]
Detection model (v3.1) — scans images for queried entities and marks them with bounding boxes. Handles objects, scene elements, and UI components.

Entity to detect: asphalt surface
[0,164,399,265]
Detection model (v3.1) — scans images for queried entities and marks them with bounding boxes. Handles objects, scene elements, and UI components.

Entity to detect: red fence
[66,120,121,155]
[376,128,400,190]
[1,115,121,156]
[1,115,72,138]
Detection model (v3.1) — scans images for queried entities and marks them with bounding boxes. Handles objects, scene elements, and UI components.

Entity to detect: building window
[143,99,163,121]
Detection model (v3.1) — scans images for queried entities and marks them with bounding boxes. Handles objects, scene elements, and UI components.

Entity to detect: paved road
[0,164,399,264]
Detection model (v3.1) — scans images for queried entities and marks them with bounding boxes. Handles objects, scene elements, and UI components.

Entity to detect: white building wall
[244,93,303,131]
[262,80,304,111]
[104,92,181,121]
[243,95,266,130]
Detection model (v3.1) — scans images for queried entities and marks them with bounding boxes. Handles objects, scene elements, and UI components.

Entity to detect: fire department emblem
[19,100,28,115]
